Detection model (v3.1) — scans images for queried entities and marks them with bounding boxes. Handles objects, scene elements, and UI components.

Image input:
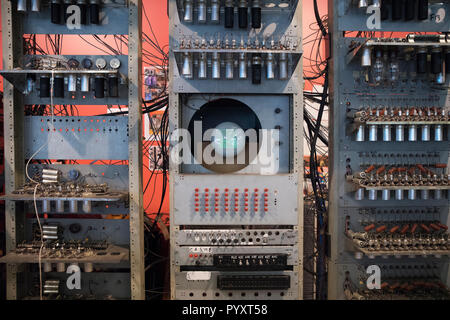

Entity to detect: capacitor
[198,52,208,79]
[380,0,390,20]
[279,53,288,80]
[266,53,275,80]
[64,0,74,23]
[445,49,450,74]
[54,75,65,98]
[368,125,377,141]
[182,52,193,78]
[356,125,365,142]
[26,74,36,95]
[225,53,234,79]
[81,58,92,92]
[210,0,220,23]
[197,0,207,23]
[391,0,403,20]
[239,52,247,79]
[434,189,442,200]
[421,189,429,200]
[56,200,65,213]
[357,0,368,8]
[251,0,261,29]
[395,124,404,141]
[418,0,428,20]
[43,263,53,273]
[108,75,119,97]
[94,76,105,98]
[77,0,88,25]
[408,124,417,141]
[408,189,416,200]
[31,0,41,12]
[43,169,59,175]
[421,124,430,141]
[431,46,443,75]
[212,52,221,79]
[368,189,377,201]
[42,174,58,181]
[95,57,107,70]
[42,200,51,213]
[89,0,100,24]
[355,188,365,201]
[84,263,94,273]
[51,0,62,24]
[80,74,90,92]
[67,74,77,93]
[251,55,262,85]
[69,200,78,213]
[225,0,234,28]
[56,263,66,273]
[404,0,415,20]
[361,47,372,68]
[395,189,404,200]
[40,75,51,98]
[382,124,391,141]
[82,200,92,213]
[17,0,27,12]
[382,189,390,201]
[435,124,443,141]
[416,47,428,74]
[238,0,248,28]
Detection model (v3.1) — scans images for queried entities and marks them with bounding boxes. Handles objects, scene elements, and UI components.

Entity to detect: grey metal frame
[169,0,304,300]
[1,0,144,300]
[328,0,450,300]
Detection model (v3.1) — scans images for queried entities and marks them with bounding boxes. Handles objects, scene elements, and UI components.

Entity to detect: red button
[225,207,229,212]
[205,188,209,192]
[264,208,268,212]
[244,207,249,211]
[215,208,219,212]
[194,254,198,258]
[195,188,199,192]
[245,198,248,202]
[244,193,249,197]
[225,188,229,192]
[225,193,229,196]
[215,193,219,197]
[215,188,219,192]
[195,203,199,207]
[205,198,209,202]
[264,193,268,197]
[235,188,239,192]
[264,188,269,192]
[195,193,199,197]
[254,188,259,192]
[215,203,219,207]
[195,208,199,212]
[244,188,248,192]
[189,254,193,258]
[205,193,209,197]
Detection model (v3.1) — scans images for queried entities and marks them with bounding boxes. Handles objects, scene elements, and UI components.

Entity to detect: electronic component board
[0,0,144,300]
[328,0,450,300]
[169,0,303,300]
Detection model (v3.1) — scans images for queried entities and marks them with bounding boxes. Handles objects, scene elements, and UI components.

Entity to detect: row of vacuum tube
[181,52,289,82]
[356,0,430,21]
[26,57,121,98]
[182,0,263,28]
[361,46,450,85]
[355,122,445,142]
[16,0,102,25]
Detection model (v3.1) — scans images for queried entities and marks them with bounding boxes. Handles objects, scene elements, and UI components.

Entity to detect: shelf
[0,245,129,264]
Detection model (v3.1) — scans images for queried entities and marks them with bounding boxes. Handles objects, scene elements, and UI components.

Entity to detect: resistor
[400,225,410,234]
[364,224,376,232]
[420,223,430,233]
[376,225,387,233]
[390,226,400,234]
[411,223,418,233]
